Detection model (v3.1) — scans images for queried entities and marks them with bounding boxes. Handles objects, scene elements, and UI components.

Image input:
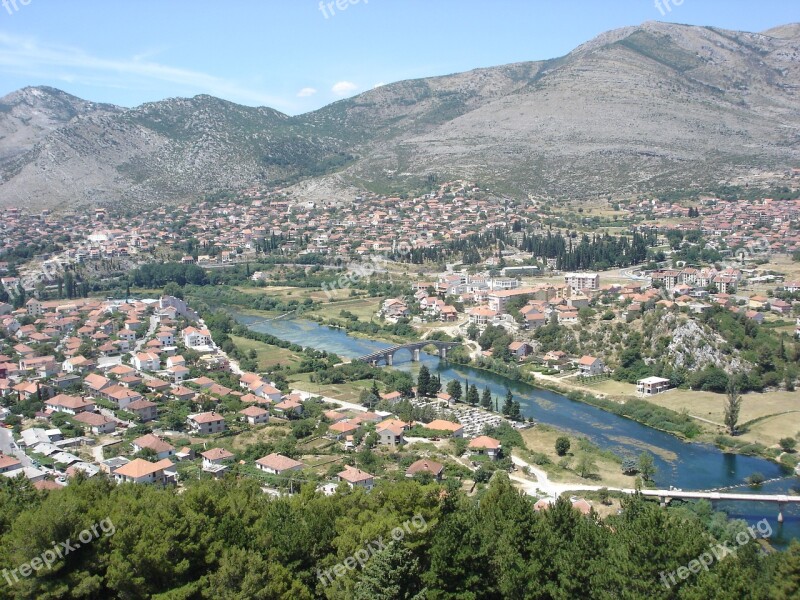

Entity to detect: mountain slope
[343,21,800,197]
[1,21,799,209]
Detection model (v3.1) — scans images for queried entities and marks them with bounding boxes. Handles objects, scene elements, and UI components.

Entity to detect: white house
[255,453,304,475]
[637,376,671,397]
[338,466,375,491]
[132,352,160,372]
[45,394,95,415]
[239,405,269,425]
[182,326,212,349]
[113,458,175,485]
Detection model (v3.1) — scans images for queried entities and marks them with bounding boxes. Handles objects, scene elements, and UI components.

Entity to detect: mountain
[1,21,799,209]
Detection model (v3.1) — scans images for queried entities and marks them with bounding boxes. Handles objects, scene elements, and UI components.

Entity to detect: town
[0,179,798,506]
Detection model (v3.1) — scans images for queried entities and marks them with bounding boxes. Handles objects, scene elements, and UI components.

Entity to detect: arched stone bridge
[356,341,460,366]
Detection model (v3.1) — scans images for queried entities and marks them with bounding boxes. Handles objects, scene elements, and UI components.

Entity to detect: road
[134,315,159,353]
[509,454,629,498]
[291,389,368,413]
[0,428,32,468]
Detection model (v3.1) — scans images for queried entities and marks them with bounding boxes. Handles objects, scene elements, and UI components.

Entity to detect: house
[327,420,359,440]
[255,453,304,475]
[126,399,158,422]
[73,412,116,435]
[744,310,765,324]
[132,352,160,372]
[25,298,43,317]
[406,459,444,480]
[166,355,185,369]
[131,434,175,459]
[338,466,375,490]
[376,418,408,447]
[200,448,234,477]
[577,355,605,376]
[636,376,671,397]
[771,299,792,315]
[187,411,226,435]
[423,419,464,438]
[468,435,502,460]
[0,453,22,473]
[564,273,600,292]
[239,405,269,425]
[99,456,130,475]
[45,394,95,415]
[166,365,190,383]
[543,350,568,366]
[118,329,136,343]
[508,341,532,360]
[273,398,303,417]
[379,391,403,405]
[113,458,175,485]
[182,326,213,349]
[62,356,94,374]
[104,385,142,410]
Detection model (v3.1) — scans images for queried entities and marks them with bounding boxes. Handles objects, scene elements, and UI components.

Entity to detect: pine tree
[446,380,462,403]
[466,384,479,406]
[502,389,513,416]
[417,365,432,397]
[480,387,492,410]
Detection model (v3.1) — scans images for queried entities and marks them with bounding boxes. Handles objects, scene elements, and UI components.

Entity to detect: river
[236,313,800,544]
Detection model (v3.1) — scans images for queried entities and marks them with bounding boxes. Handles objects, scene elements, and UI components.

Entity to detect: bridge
[639,489,800,523]
[356,341,460,366]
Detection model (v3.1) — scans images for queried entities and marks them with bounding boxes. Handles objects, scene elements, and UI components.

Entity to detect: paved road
[0,428,32,468]
[134,315,159,353]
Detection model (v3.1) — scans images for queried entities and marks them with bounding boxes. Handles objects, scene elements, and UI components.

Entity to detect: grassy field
[519,425,638,489]
[240,285,376,304]
[219,423,292,452]
[645,389,800,447]
[290,372,387,403]
[307,296,382,322]
[230,335,304,370]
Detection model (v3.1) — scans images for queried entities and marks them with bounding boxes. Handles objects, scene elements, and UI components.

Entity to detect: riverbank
[445,355,800,468]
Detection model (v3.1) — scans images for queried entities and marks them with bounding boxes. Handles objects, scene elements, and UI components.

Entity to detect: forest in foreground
[0,473,798,599]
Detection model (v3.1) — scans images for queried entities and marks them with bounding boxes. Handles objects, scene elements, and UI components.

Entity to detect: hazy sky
[1,0,798,114]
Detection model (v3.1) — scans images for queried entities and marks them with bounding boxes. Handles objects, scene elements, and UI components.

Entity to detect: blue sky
[0,0,798,115]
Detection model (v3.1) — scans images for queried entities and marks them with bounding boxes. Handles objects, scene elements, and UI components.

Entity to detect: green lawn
[290,372,387,403]
[230,335,303,370]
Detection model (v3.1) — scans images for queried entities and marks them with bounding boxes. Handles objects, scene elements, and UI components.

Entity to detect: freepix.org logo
[2,518,116,586]
[2,0,32,17]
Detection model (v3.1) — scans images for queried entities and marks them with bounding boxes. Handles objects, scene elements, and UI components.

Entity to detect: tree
[555,436,571,457]
[428,374,441,396]
[502,389,513,416]
[466,323,479,341]
[724,379,742,435]
[480,387,492,410]
[163,281,184,299]
[354,542,426,600]
[779,437,796,453]
[637,451,656,482]
[466,383,479,406]
[509,401,522,421]
[576,454,598,479]
[446,380,462,403]
[417,365,432,397]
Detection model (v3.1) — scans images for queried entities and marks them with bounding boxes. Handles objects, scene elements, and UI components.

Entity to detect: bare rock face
[657,315,751,372]
[1,22,799,210]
